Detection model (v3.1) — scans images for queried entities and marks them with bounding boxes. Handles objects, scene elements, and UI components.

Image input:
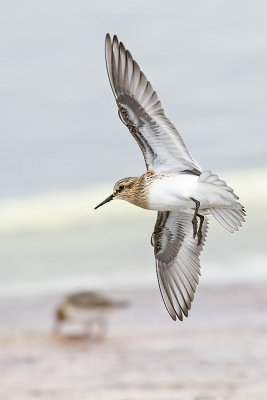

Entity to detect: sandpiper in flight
[95,34,246,321]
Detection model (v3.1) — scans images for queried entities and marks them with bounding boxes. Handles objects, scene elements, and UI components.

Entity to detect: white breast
[148,174,199,212]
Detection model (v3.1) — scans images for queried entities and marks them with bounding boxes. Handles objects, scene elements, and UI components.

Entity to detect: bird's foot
[192,216,198,239]
[197,230,202,246]
[197,214,204,246]
[191,198,200,239]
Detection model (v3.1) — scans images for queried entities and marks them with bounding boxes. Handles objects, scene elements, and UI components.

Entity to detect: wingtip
[105,33,111,51]
[106,34,122,48]
[170,313,177,321]
[177,313,183,322]
[113,34,119,45]
[168,303,191,322]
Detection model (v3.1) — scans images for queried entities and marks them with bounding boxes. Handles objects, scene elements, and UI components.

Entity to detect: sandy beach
[1,282,267,400]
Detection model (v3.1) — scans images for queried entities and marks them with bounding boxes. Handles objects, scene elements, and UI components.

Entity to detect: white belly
[149,174,199,212]
[148,173,239,212]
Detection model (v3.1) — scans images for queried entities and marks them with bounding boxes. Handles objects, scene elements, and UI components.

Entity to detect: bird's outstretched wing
[151,211,208,320]
[105,34,201,175]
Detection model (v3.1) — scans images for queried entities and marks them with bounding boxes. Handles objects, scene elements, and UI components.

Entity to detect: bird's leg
[53,319,61,335]
[191,198,200,239]
[83,321,93,338]
[96,318,107,341]
[197,214,204,246]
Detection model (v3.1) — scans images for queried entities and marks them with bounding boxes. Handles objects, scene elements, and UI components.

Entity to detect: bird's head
[55,306,67,321]
[94,177,139,209]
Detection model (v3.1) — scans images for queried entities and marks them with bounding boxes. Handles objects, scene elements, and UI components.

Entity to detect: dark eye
[119,185,125,191]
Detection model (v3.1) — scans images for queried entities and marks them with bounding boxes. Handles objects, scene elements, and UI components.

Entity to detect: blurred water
[1,1,267,293]
[0,169,266,294]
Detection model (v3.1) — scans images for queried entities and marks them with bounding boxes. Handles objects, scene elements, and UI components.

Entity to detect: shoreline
[1,282,267,399]
[1,258,267,299]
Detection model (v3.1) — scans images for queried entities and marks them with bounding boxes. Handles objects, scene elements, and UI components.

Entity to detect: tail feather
[199,170,238,198]
[235,209,246,222]
[210,207,246,233]
[199,170,246,232]
[210,208,235,233]
[228,209,242,227]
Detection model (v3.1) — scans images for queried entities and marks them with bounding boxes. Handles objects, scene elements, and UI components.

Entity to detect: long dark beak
[94,194,114,210]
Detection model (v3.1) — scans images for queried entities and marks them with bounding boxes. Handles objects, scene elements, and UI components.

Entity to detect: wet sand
[1,282,267,400]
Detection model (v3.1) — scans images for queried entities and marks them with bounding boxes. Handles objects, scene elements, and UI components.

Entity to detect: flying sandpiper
[95,34,246,321]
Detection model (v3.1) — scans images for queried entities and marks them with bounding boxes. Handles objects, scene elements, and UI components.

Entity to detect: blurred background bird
[54,291,128,338]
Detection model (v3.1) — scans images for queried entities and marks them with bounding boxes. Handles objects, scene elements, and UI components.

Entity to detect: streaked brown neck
[126,171,156,209]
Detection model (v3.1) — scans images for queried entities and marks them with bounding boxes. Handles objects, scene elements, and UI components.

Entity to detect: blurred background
[1,1,267,399]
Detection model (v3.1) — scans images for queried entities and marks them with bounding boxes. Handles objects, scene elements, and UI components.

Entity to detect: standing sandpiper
[55,291,128,337]
[95,34,245,321]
